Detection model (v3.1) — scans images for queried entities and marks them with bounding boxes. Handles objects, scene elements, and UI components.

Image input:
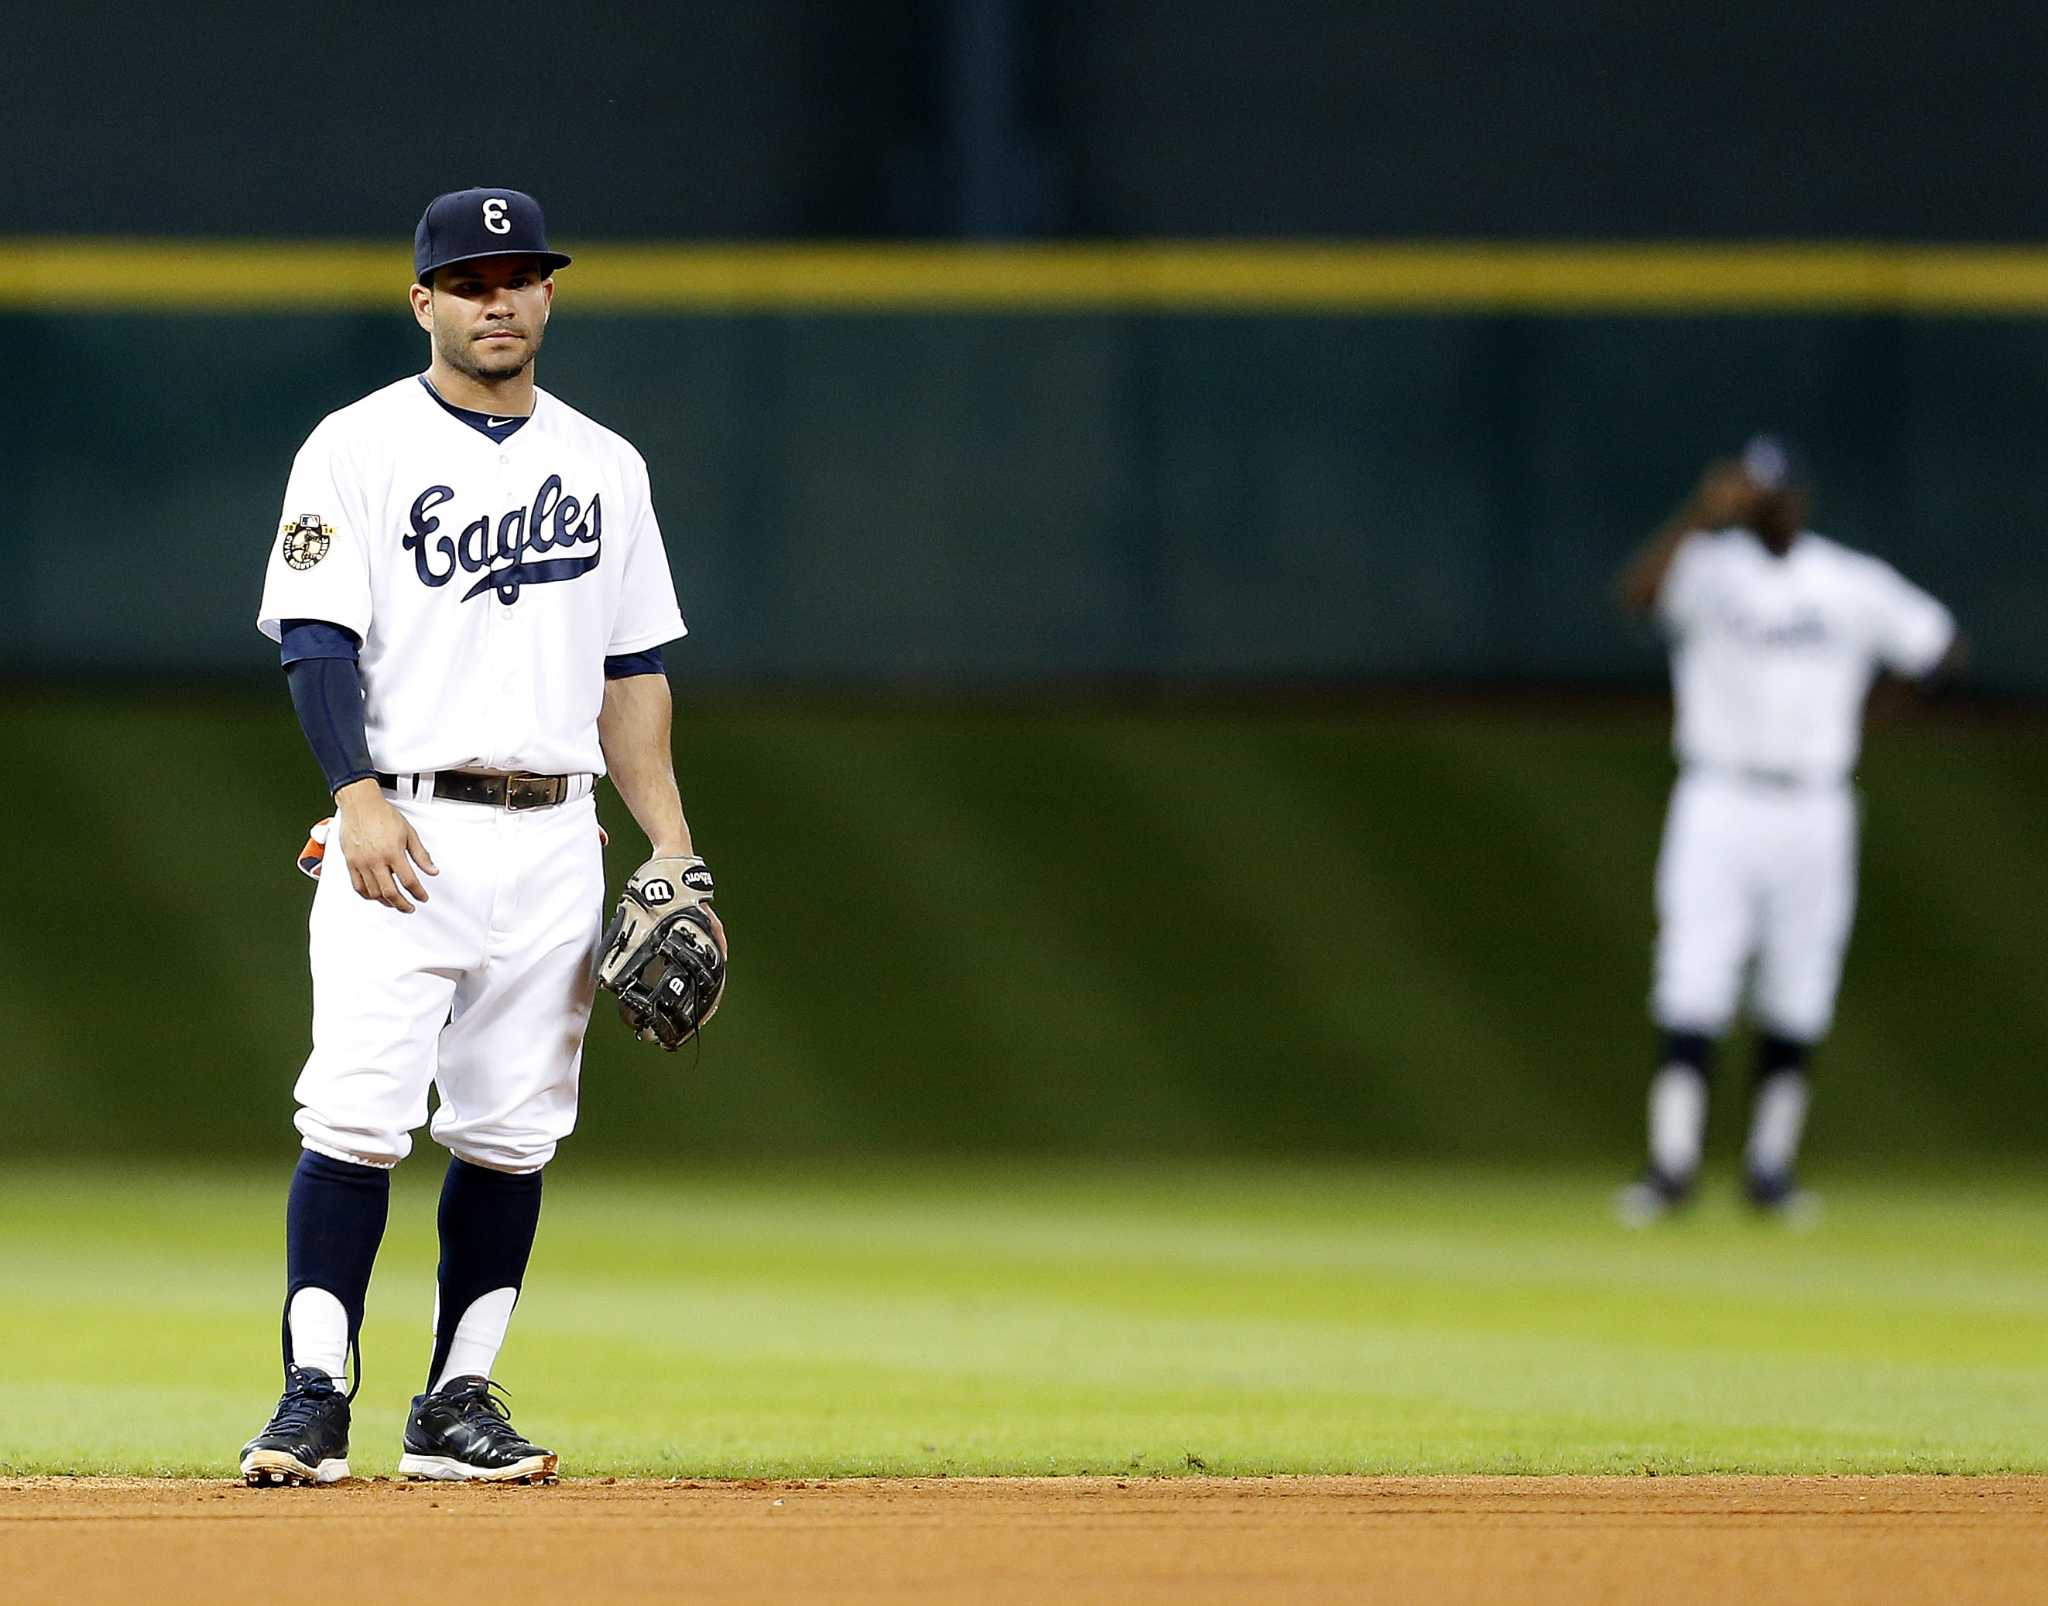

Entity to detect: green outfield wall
[8,250,2048,691]
[3,692,2039,1165]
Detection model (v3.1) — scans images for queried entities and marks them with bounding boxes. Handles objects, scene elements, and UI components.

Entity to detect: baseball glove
[596,855,726,1050]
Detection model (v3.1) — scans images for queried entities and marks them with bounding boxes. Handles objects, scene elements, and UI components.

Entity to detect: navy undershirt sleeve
[279,618,363,667]
[280,620,375,795]
[603,645,665,679]
[286,658,377,796]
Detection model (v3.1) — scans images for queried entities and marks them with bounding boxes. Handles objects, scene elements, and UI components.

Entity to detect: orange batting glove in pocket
[297,817,334,880]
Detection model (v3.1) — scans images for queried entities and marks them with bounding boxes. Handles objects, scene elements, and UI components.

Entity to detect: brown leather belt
[376,769,574,810]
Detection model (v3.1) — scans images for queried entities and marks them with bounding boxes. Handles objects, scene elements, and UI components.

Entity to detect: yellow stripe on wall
[15,239,2048,312]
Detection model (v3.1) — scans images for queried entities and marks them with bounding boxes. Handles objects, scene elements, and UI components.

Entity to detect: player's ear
[540,278,554,320]
[409,280,435,332]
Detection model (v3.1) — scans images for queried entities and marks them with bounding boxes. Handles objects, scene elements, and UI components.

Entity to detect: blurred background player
[1614,438,1963,1224]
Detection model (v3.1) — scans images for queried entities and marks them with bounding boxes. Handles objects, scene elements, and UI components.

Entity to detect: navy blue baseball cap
[413,187,572,284]
[1740,434,1812,493]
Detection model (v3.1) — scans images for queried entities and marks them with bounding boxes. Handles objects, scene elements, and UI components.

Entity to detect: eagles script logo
[281,513,335,570]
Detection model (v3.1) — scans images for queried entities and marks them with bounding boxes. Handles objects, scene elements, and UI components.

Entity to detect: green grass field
[3,1161,2042,1478]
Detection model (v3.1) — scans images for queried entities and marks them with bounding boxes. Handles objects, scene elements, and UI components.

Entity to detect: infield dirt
[6,1476,2045,1605]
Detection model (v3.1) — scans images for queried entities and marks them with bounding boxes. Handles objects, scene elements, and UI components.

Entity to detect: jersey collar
[1731,525,1809,561]
[417,375,535,442]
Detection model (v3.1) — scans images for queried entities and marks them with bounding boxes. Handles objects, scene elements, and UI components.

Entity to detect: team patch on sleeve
[281,513,336,570]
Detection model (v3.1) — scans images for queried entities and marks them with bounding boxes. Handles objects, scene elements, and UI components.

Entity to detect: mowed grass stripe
[2,1164,2043,1476]
[4,697,2042,1164]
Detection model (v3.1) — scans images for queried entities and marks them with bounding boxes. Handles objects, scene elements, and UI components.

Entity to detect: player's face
[411,256,554,381]
[1753,486,1810,555]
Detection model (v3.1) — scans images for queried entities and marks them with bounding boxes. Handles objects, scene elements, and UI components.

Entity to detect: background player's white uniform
[257,377,685,1172]
[1652,527,1954,1044]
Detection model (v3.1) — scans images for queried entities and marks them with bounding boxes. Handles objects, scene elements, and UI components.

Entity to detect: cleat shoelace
[260,1368,341,1438]
[442,1378,536,1452]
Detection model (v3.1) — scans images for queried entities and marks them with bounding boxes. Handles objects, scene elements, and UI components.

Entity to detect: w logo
[640,879,676,904]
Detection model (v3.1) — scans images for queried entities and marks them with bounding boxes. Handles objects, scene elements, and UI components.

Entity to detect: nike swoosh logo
[488,418,514,428]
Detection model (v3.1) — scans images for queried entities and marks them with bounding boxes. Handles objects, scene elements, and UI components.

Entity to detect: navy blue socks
[279,1151,542,1394]
[283,1150,391,1389]
[426,1158,544,1392]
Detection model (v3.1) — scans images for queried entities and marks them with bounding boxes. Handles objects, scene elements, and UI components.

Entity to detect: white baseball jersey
[257,376,686,776]
[1659,529,1954,786]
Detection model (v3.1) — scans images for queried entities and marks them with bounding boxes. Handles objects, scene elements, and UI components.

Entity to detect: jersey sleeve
[256,422,374,644]
[1861,557,1955,677]
[606,453,688,655]
[1656,532,1715,636]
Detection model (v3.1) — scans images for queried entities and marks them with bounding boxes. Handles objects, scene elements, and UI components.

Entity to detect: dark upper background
[12,0,2047,241]
[9,1,2048,691]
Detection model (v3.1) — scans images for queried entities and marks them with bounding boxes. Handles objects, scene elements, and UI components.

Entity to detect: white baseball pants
[1651,770,1859,1043]
[293,784,605,1173]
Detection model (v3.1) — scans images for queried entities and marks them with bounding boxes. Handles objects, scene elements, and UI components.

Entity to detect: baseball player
[1615,438,1961,1224]
[238,188,726,1485]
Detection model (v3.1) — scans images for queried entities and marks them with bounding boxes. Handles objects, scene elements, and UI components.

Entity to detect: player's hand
[650,841,728,957]
[1690,460,1759,528]
[334,778,439,913]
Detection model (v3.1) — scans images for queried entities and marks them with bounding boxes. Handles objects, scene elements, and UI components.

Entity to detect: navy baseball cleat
[240,1364,352,1486]
[1745,1169,1823,1228]
[399,1376,558,1483]
[1613,1167,1693,1228]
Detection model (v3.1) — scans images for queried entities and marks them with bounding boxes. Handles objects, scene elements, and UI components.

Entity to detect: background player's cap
[1740,434,1812,493]
[413,188,572,284]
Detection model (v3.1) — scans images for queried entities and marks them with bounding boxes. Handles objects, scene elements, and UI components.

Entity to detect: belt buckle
[504,773,563,811]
